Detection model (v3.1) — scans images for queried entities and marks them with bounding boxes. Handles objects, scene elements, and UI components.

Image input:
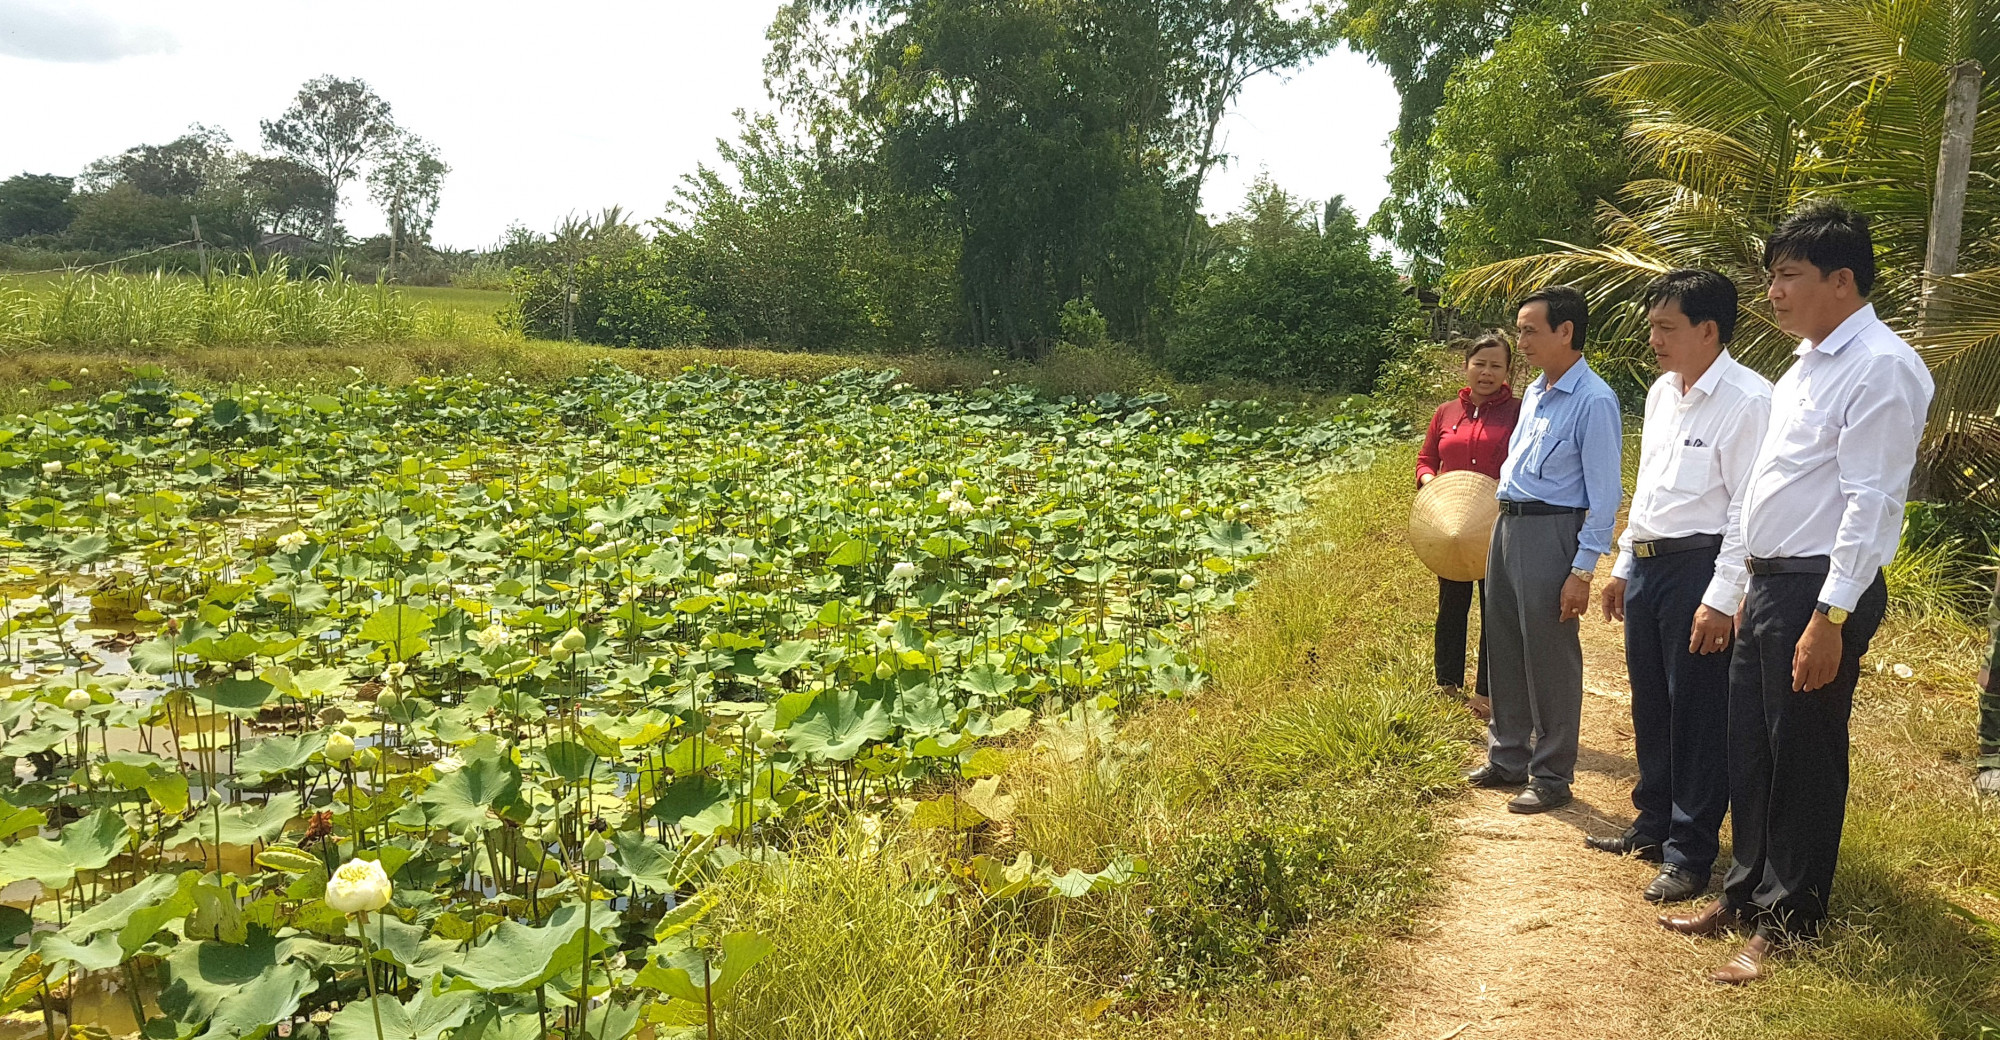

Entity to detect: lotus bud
[875,619,896,638]
[1178,508,1195,520]
[557,628,587,652]
[353,747,380,772]
[581,832,607,862]
[324,732,356,763]
[326,858,392,914]
[103,491,122,506]
[874,659,896,679]
[889,562,917,581]
[377,688,403,712]
[729,552,749,567]
[1179,573,1198,590]
[63,689,91,711]
[755,731,778,751]
[745,721,764,746]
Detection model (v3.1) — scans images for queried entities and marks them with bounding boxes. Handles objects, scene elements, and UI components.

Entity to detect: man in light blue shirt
[1465,285,1624,813]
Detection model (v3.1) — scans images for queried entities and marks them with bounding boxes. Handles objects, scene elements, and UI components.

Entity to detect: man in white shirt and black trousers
[1593,269,1772,905]
[1661,202,1934,984]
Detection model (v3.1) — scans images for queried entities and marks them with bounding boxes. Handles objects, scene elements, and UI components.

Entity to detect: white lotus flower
[12,759,35,782]
[1163,467,1176,477]
[1891,663,1914,679]
[40,461,60,476]
[950,479,965,492]
[77,367,89,376]
[713,572,739,590]
[585,521,606,536]
[326,858,392,914]
[936,489,956,504]
[172,416,193,429]
[381,662,406,680]
[949,498,974,516]
[890,562,917,581]
[1178,508,1195,520]
[1179,573,1198,590]
[868,507,883,519]
[875,619,897,638]
[992,577,1016,596]
[275,530,308,552]
[729,552,749,567]
[103,492,122,506]
[324,732,356,763]
[63,689,91,711]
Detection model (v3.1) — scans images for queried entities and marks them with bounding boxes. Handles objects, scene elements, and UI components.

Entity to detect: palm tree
[1449,0,2000,494]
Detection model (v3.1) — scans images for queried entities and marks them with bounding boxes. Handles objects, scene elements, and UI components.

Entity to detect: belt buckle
[1635,542,1656,559]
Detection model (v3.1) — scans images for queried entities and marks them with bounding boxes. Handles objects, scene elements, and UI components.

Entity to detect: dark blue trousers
[1624,545,1731,874]
[1722,569,1887,941]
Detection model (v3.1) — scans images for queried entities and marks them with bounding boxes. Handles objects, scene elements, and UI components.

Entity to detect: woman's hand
[1419,472,1434,486]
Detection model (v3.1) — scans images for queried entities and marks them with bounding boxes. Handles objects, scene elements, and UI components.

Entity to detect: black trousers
[1435,578,1490,696]
[1624,546,1730,874]
[1722,568,1887,941]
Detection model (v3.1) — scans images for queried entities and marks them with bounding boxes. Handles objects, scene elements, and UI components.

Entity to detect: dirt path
[1374,560,1732,1040]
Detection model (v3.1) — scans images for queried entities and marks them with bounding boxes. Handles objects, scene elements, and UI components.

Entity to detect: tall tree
[765,0,1334,355]
[260,76,398,244]
[80,124,236,201]
[367,132,449,268]
[0,173,75,239]
[242,157,336,238]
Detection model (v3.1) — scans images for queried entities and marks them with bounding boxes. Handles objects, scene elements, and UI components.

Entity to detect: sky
[0,0,1402,251]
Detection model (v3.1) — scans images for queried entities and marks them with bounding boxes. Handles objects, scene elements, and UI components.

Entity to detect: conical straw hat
[1409,470,1501,582]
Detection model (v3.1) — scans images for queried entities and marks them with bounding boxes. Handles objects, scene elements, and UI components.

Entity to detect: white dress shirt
[1612,351,1773,614]
[1739,303,1935,612]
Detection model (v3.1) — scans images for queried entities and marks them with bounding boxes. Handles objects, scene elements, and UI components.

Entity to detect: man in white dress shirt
[1593,270,1772,905]
[1660,202,1934,984]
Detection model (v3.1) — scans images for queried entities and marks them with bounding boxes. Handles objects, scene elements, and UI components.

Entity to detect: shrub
[1167,182,1410,391]
[509,248,709,347]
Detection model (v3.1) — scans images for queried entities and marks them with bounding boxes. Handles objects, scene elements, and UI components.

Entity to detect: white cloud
[0,0,175,62]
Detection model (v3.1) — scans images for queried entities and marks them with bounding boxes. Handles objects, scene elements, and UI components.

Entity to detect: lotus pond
[0,363,1393,1039]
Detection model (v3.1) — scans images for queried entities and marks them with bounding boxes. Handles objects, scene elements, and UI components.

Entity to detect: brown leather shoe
[1709,934,1775,984]
[1658,899,1741,937]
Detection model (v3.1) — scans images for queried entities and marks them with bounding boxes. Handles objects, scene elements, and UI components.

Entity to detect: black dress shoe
[1464,764,1526,788]
[1644,863,1709,903]
[1584,831,1664,862]
[1506,781,1573,814]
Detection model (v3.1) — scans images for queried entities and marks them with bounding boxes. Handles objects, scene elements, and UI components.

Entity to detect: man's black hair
[1644,268,1739,345]
[1517,285,1589,352]
[1763,200,1876,296]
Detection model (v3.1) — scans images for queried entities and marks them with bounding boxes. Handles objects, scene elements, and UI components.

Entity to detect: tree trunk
[1921,58,1984,332]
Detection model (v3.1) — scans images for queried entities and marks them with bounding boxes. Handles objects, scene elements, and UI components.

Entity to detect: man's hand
[1792,613,1843,691]
[1600,577,1627,622]
[1560,575,1591,622]
[1690,605,1734,656]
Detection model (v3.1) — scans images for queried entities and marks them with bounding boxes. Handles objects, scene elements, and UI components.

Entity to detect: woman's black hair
[1463,332,1512,361]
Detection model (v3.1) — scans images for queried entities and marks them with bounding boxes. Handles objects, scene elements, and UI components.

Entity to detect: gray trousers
[1483,510,1586,788]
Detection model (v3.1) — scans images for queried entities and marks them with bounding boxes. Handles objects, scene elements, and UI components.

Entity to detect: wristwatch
[1570,566,1595,583]
[1815,601,1849,625]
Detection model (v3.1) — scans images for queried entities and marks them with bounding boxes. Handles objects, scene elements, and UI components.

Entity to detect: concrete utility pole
[1921,58,1985,331]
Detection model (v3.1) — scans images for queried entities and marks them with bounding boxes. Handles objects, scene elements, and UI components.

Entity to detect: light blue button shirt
[1496,357,1625,571]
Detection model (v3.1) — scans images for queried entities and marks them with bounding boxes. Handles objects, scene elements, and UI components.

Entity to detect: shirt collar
[1681,350,1733,399]
[1539,357,1590,395]
[1797,303,1877,357]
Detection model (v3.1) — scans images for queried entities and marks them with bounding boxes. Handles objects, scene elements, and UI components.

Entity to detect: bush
[509,248,709,347]
[1167,182,1410,391]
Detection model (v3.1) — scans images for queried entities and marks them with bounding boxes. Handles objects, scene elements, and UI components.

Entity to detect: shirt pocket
[1670,446,1718,493]
[1531,437,1573,481]
[1774,407,1836,468]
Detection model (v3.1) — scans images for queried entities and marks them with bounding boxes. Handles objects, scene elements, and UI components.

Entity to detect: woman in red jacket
[1416,333,1519,720]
